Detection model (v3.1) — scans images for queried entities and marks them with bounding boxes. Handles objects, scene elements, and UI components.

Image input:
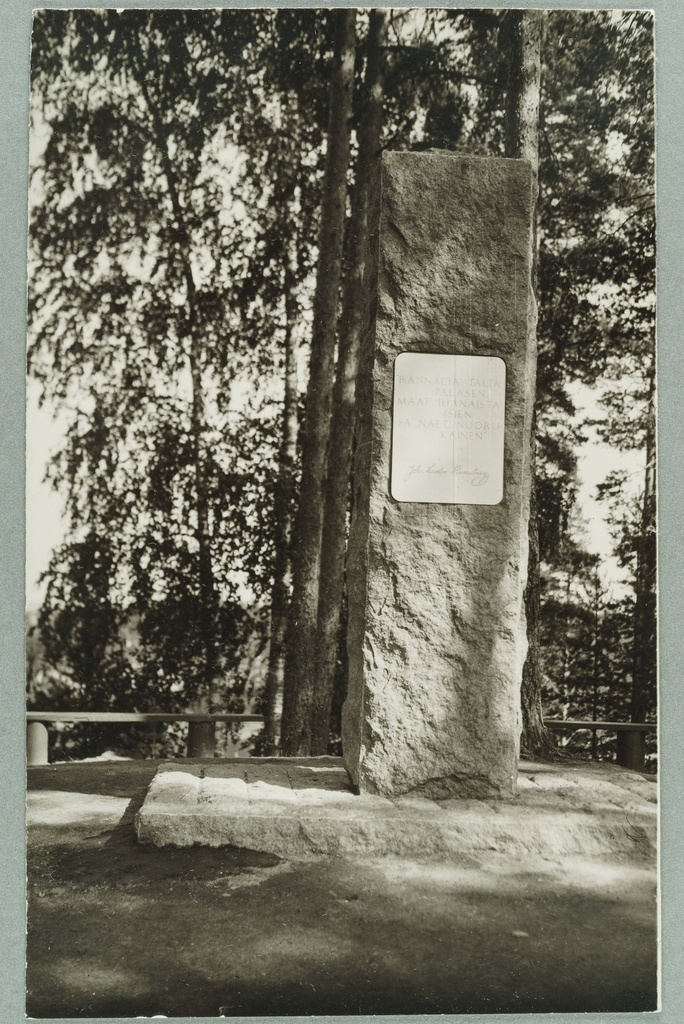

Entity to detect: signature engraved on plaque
[391,352,506,505]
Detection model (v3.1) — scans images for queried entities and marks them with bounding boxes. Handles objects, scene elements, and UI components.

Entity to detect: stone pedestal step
[135,757,657,863]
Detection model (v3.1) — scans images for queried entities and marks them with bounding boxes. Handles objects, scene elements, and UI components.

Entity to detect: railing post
[187,721,216,758]
[616,730,646,771]
[27,721,49,766]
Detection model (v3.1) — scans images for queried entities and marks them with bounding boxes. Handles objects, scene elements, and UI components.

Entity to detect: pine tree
[311,9,389,754]
[280,9,357,755]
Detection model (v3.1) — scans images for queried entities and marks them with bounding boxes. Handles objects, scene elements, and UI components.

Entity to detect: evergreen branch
[392,65,501,90]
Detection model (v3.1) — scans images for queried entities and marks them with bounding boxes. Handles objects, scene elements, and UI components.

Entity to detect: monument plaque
[391,352,505,504]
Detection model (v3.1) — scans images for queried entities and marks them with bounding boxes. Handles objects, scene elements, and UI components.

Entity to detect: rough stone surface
[135,758,657,864]
[342,152,536,797]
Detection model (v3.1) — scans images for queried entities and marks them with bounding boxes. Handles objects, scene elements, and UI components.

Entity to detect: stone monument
[342,152,536,798]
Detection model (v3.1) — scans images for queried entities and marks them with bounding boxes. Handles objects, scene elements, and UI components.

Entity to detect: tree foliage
[28,9,656,764]
[30,10,309,727]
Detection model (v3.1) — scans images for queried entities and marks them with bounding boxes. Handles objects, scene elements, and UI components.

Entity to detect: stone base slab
[134,757,657,863]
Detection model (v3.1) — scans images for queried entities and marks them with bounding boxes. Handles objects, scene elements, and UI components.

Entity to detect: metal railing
[27,713,657,771]
[544,719,657,772]
[26,711,265,765]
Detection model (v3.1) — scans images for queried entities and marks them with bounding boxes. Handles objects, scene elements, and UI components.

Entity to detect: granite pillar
[342,152,536,798]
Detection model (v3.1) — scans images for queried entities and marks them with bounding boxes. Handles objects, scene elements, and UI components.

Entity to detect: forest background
[25,7,656,766]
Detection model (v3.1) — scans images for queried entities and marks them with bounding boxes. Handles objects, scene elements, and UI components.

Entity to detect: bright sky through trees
[26,381,641,608]
[26,8,655,762]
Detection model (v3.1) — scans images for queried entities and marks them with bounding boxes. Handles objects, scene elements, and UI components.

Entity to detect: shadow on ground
[26,761,658,1017]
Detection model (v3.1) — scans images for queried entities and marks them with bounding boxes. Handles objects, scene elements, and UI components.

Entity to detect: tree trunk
[631,365,657,723]
[261,248,300,754]
[310,9,388,754]
[590,564,601,759]
[128,31,220,722]
[188,335,220,710]
[519,471,555,758]
[280,9,357,756]
[503,10,552,758]
[504,10,543,213]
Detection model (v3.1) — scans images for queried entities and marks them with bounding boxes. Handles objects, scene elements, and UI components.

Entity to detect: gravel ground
[26,758,658,1017]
